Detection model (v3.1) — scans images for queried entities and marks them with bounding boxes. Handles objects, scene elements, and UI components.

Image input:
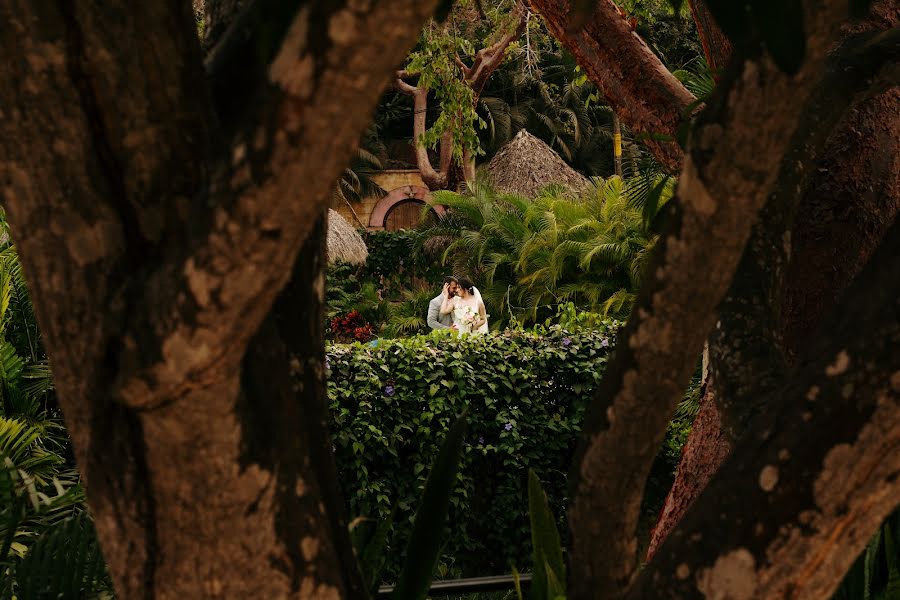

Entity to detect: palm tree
[414,176,660,328]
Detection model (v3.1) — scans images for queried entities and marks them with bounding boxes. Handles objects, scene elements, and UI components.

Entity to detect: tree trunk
[630,216,900,599]
[612,112,623,177]
[0,0,437,596]
[531,0,695,173]
[647,6,900,557]
[644,378,730,559]
[560,0,873,595]
[398,5,525,191]
[687,0,733,74]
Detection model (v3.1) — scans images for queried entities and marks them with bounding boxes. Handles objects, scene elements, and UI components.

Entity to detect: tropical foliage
[413,177,663,327]
[477,59,619,177]
[0,211,113,598]
[326,325,621,579]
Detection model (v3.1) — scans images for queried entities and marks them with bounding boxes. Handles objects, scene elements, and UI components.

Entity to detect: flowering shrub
[326,324,619,578]
[329,310,376,343]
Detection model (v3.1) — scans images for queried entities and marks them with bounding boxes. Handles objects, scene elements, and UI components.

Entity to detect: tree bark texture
[779,87,900,360]
[532,0,695,173]
[559,1,859,596]
[647,8,900,558]
[0,0,437,597]
[687,0,733,74]
[629,217,900,599]
[644,379,731,560]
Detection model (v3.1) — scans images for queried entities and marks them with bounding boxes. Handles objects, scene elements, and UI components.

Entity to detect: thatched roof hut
[486,130,590,197]
[327,209,368,265]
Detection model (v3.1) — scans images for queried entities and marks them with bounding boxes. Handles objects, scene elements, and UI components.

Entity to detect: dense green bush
[326,325,620,578]
[362,230,445,299]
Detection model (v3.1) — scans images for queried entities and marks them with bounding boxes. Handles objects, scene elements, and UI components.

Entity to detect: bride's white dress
[451,295,488,336]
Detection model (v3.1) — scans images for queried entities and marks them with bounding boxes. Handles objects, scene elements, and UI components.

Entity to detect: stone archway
[368,185,445,230]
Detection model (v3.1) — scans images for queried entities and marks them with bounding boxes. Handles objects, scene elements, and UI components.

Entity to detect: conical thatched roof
[327,209,368,265]
[486,130,590,197]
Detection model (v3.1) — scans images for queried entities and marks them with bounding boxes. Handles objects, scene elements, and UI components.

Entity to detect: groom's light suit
[427,293,454,330]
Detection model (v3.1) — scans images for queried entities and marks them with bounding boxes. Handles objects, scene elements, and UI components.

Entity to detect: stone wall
[331,170,431,230]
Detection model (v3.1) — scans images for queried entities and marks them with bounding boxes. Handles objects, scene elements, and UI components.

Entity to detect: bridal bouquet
[461,307,480,329]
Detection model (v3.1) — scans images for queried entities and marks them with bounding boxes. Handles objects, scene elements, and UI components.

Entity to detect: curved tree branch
[0,0,437,596]
[563,1,852,596]
[466,3,527,97]
[531,0,695,173]
[629,216,900,599]
[647,21,900,558]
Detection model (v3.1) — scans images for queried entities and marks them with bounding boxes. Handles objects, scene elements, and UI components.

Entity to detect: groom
[427,276,458,331]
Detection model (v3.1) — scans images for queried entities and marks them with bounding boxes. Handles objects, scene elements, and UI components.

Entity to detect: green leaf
[863,526,882,600]
[544,558,566,600]
[528,469,565,600]
[751,0,806,75]
[360,506,398,593]
[13,512,111,599]
[885,520,900,600]
[512,564,525,600]
[391,411,468,600]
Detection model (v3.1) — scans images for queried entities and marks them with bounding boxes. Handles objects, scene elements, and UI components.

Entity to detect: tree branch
[688,0,733,74]
[454,53,471,77]
[563,1,852,596]
[395,71,450,190]
[0,0,437,595]
[628,217,900,599]
[114,0,440,410]
[466,4,527,97]
[531,0,695,173]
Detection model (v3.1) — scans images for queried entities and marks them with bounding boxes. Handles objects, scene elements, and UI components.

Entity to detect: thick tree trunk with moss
[0,0,437,596]
[631,217,900,599]
[554,0,900,596]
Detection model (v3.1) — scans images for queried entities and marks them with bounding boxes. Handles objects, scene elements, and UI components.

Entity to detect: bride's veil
[472,286,489,331]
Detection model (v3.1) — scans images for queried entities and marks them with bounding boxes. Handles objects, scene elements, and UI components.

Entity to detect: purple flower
[325,359,331,370]
[478,436,485,444]
[504,423,513,431]
[562,337,572,347]
[384,385,395,397]
[600,338,610,348]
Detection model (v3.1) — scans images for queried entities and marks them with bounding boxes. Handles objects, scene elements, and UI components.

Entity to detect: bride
[440,277,488,336]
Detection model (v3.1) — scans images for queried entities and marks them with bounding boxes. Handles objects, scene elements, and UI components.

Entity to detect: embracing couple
[427,276,489,336]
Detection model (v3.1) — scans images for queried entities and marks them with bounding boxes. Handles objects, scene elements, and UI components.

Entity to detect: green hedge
[326,325,618,579]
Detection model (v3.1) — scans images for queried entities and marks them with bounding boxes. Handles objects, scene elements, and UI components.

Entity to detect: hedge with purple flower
[324,323,627,578]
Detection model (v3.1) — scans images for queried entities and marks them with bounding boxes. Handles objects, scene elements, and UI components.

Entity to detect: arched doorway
[368,185,445,230]
[384,199,429,231]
